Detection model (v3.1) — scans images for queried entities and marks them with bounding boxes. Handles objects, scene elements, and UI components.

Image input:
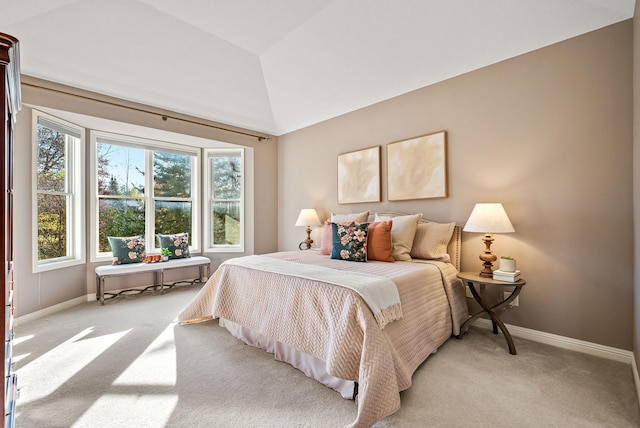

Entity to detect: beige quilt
[178,251,468,427]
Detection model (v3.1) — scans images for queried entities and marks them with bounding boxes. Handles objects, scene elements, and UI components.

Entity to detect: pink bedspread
[179,251,468,427]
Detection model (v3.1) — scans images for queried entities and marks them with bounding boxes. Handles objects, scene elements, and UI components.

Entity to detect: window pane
[212,157,241,199]
[98,199,145,252]
[37,124,67,192]
[154,152,192,198]
[37,194,67,260]
[213,201,240,245]
[155,201,192,246]
[97,143,145,196]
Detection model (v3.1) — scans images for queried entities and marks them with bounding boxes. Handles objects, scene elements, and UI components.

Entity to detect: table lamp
[463,203,515,277]
[295,209,321,250]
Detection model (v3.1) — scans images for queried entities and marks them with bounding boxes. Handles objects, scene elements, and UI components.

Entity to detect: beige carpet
[13,283,640,427]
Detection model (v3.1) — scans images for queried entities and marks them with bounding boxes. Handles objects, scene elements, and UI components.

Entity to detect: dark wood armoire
[0,32,21,428]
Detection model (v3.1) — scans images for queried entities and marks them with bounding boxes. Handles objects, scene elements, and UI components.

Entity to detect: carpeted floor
[13,283,640,427]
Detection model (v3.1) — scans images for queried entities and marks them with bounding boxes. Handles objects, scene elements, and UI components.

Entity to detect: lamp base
[298,226,313,250]
[479,263,494,278]
[478,233,497,277]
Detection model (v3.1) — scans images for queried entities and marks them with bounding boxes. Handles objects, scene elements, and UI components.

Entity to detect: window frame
[90,131,201,262]
[203,148,245,253]
[32,111,85,273]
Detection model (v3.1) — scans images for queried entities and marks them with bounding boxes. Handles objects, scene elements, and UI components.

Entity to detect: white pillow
[375,213,422,261]
[410,222,455,263]
[331,211,369,223]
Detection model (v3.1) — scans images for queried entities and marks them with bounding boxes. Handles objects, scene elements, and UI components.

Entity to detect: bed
[178,212,469,427]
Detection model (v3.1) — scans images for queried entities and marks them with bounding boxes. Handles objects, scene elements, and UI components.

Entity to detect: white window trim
[32,111,86,273]
[204,148,245,253]
[90,131,201,262]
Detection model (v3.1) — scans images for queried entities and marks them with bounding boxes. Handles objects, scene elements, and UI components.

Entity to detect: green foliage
[37,211,66,260]
[96,145,194,253]
[213,157,241,199]
[500,255,514,260]
[212,156,241,245]
[37,125,66,192]
[154,152,191,197]
[37,126,68,260]
[98,199,145,252]
[213,203,240,245]
[155,202,192,246]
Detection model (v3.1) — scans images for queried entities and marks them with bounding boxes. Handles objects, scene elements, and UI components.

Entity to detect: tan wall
[13,81,278,316]
[278,22,633,349]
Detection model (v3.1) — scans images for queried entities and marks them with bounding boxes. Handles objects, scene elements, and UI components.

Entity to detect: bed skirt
[219,318,356,399]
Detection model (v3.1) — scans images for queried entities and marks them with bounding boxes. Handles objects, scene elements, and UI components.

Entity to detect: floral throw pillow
[108,235,145,265]
[330,222,368,262]
[158,233,190,259]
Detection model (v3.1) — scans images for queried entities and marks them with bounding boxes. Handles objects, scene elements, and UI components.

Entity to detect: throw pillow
[366,220,394,262]
[330,222,368,262]
[410,222,455,262]
[158,233,190,259]
[320,220,345,255]
[108,235,146,265]
[375,213,422,261]
[331,211,369,223]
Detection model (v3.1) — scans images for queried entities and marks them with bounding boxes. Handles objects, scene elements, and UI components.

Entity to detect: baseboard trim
[633,356,640,408]
[475,318,633,364]
[15,295,88,327]
[16,281,199,326]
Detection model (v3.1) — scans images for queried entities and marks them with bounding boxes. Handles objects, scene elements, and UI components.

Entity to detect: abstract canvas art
[387,131,447,201]
[337,146,381,204]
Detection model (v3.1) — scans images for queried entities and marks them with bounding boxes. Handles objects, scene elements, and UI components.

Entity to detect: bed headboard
[371,212,462,271]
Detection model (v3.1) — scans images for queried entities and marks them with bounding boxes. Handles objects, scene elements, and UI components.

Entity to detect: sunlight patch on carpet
[113,323,177,386]
[73,394,178,428]
[16,327,131,404]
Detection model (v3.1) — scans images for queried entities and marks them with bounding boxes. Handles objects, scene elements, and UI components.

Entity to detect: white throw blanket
[224,255,402,328]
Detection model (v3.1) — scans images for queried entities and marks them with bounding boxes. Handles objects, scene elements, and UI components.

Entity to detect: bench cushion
[96,255,210,276]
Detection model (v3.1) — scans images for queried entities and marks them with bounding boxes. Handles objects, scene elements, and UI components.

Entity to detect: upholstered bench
[95,256,211,305]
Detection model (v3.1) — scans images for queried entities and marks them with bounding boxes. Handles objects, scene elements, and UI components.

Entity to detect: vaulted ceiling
[1,0,635,136]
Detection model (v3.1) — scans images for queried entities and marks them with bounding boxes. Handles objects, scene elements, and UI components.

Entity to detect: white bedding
[224,254,402,328]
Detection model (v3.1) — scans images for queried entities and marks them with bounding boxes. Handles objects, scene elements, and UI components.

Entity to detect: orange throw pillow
[366,220,394,262]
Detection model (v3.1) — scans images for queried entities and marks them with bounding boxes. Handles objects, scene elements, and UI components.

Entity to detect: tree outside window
[154,151,193,247]
[36,118,79,262]
[209,150,243,249]
[94,135,197,255]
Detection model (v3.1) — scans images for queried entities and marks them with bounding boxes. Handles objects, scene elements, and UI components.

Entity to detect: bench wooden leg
[158,270,164,294]
[96,275,105,306]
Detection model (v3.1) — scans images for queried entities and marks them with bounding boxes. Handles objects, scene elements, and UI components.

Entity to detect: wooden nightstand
[457,271,526,355]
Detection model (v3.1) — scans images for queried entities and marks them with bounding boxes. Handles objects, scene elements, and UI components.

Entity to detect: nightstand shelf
[457,271,526,355]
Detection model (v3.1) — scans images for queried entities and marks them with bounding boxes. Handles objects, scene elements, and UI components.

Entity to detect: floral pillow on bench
[108,235,146,265]
[158,233,190,259]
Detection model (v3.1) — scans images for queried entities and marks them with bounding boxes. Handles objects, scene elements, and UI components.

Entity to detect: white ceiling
[1,0,635,136]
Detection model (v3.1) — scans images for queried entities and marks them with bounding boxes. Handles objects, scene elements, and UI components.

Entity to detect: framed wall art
[337,146,381,204]
[387,131,447,201]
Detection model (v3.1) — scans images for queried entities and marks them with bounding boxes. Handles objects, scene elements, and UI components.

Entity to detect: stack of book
[493,269,521,282]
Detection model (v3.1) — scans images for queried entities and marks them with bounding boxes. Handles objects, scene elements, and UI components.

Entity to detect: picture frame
[337,146,381,204]
[387,131,447,201]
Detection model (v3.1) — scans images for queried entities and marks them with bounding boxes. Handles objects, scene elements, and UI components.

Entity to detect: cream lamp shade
[295,209,321,250]
[463,203,514,277]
